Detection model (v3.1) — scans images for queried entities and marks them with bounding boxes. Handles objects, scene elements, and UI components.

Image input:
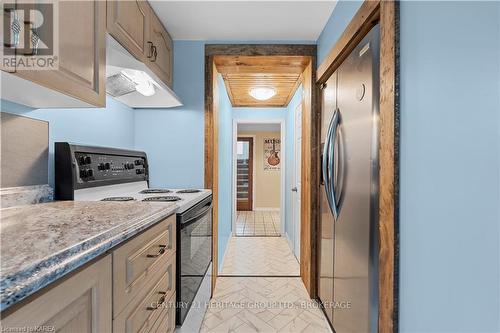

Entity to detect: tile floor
[220,237,300,276]
[200,277,331,332]
[236,211,281,236]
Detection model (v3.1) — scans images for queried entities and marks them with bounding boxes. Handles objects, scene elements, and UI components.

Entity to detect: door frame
[316,1,399,332]
[205,44,318,295]
[234,136,255,212]
[291,103,302,260]
[232,119,286,237]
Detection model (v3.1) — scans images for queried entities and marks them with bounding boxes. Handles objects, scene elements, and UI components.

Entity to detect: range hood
[106,36,182,108]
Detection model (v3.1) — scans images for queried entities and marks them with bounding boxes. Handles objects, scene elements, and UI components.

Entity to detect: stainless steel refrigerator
[318,25,380,333]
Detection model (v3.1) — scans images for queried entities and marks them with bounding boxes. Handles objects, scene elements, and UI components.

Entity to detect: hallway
[202,237,331,332]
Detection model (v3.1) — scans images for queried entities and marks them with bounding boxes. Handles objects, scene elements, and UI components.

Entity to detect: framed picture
[264,138,281,170]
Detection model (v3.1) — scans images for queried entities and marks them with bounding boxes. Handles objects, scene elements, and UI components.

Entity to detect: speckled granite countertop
[0,201,178,311]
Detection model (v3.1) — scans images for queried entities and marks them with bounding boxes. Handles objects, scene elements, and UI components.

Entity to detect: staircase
[237,159,250,203]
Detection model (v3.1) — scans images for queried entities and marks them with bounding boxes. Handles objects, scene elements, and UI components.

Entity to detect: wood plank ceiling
[214,55,310,107]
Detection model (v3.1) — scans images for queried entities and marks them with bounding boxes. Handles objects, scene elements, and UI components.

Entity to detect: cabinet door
[1,255,112,333]
[147,13,173,87]
[107,0,149,61]
[13,0,106,107]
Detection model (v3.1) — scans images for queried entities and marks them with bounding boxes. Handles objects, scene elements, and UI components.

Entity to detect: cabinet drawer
[113,255,175,333]
[150,293,176,333]
[113,215,176,317]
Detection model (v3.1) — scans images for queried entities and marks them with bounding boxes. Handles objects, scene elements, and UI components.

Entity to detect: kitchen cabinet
[1,255,112,333]
[2,0,106,107]
[1,216,177,333]
[106,0,150,62]
[147,11,173,87]
[107,0,173,88]
[113,215,176,333]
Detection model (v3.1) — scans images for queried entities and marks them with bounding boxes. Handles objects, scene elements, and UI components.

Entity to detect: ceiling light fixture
[121,69,157,97]
[249,87,276,101]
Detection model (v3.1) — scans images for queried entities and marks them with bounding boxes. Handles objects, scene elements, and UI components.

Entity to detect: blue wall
[134,41,205,188]
[317,1,500,331]
[284,86,302,248]
[217,74,233,271]
[316,0,363,65]
[0,97,135,186]
[399,2,499,332]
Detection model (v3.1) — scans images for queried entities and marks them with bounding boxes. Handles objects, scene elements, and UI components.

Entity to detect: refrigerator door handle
[334,108,346,214]
[328,108,341,219]
[322,112,335,217]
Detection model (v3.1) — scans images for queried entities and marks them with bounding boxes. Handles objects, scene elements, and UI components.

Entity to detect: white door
[293,104,302,260]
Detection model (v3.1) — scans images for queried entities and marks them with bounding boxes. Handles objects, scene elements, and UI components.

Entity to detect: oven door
[176,195,213,326]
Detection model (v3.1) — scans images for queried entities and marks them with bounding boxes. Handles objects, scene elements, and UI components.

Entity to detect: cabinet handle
[147,41,153,58]
[147,291,167,310]
[146,244,166,258]
[151,45,157,62]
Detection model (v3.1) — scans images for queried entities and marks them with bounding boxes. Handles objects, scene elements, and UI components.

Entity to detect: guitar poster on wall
[264,138,281,171]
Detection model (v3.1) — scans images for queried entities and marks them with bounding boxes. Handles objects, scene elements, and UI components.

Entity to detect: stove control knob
[87,169,94,177]
[80,169,88,178]
[105,162,111,170]
[84,156,92,165]
[128,163,135,169]
[78,156,86,165]
[134,159,143,166]
[136,169,144,175]
[98,163,105,171]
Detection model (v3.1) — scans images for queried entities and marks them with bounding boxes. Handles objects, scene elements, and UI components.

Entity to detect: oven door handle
[181,203,212,228]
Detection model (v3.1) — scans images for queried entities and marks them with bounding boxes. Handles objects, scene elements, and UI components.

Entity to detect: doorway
[205,45,318,295]
[236,137,253,212]
[233,121,284,237]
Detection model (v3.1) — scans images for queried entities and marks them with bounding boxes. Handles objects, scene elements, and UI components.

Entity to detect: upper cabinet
[147,10,173,87]
[107,1,173,88]
[106,0,150,62]
[1,0,175,108]
[1,0,106,107]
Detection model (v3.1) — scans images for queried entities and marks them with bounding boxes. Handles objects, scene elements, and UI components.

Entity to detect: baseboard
[253,207,280,212]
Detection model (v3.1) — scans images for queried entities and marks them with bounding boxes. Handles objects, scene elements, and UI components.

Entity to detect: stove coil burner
[140,189,172,194]
[101,197,135,202]
[176,189,201,194]
[143,196,181,202]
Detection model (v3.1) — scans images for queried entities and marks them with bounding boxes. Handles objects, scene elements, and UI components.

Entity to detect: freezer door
[332,26,380,333]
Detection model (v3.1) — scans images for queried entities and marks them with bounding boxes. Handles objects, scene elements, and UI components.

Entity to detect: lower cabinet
[1,215,177,333]
[1,255,112,333]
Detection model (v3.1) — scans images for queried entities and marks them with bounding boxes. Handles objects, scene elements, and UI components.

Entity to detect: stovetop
[74,181,211,213]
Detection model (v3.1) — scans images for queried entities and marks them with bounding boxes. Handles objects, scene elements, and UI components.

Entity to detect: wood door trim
[205,44,318,296]
[236,137,254,211]
[316,1,399,332]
